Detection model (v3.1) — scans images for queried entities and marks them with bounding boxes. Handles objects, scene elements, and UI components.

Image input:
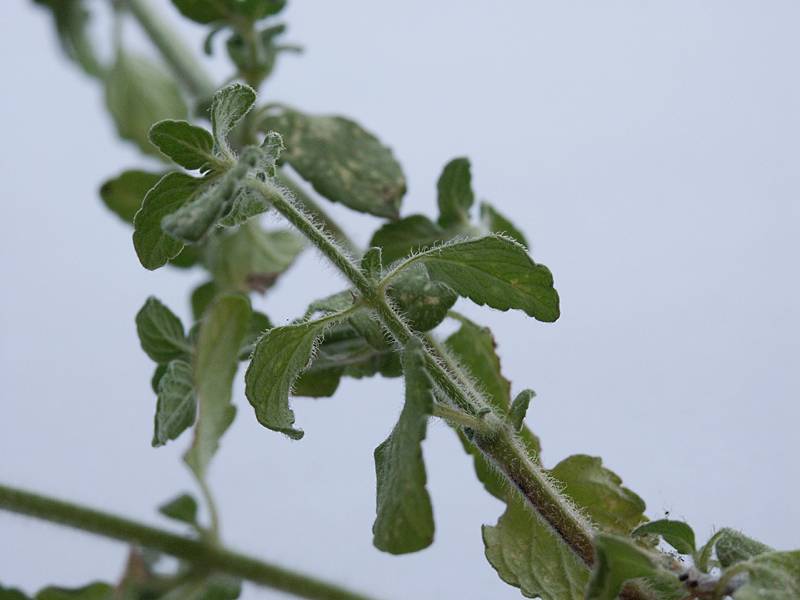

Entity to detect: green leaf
[508,389,534,431]
[715,528,773,568]
[170,0,228,23]
[152,360,196,447]
[217,187,269,228]
[386,264,457,332]
[35,584,112,600]
[483,494,589,600]
[171,0,285,24]
[733,551,800,599]
[184,295,250,478]
[99,170,162,224]
[259,108,406,218]
[239,310,272,360]
[369,215,447,264]
[694,530,725,573]
[158,493,198,526]
[211,83,256,158]
[372,339,434,554]
[0,585,30,600]
[105,53,187,156]
[551,455,647,537]
[437,157,474,227]
[361,247,383,280]
[480,201,528,247]
[392,235,560,322]
[149,120,217,171]
[135,297,189,364]
[586,534,661,600]
[206,224,305,293]
[160,575,241,600]
[632,520,696,555]
[191,281,219,320]
[293,320,401,398]
[33,0,103,78]
[246,312,348,439]
[132,172,205,270]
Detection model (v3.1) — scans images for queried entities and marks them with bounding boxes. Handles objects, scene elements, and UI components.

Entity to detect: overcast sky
[2,1,799,599]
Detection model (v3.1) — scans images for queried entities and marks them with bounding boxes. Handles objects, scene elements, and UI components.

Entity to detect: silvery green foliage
[17,2,798,599]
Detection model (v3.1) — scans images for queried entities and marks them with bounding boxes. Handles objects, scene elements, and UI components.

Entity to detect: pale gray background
[2,1,799,598]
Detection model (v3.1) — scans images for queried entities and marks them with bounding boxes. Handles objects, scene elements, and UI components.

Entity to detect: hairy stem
[252,177,603,573]
[0,483,376,600]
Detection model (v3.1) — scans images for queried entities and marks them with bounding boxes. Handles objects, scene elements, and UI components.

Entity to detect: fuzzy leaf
[372,339,434,554]
[239,310,272,360]
[158,493,199,527]
[394,235,560,322]
[260,109,405,218]
[149,120,217,170]
[734,551,800,599]
[99,170,162,224]
[508,389,534,431]
[369,215,447,264]
[480,201,528,247]
[361,247,383,280]
[206,225,304,293]
[105,53,187,155]
[191,281,218,320]
[135,297,189,364]
[294,321,401,398]
[551,455,647,537]
[386,264,457,332]
[217,186,269,227]
[152,360,196,447]
[184,295,250,478]
[211,83,256,157]
[133,172,205,270]
[437,157,474,227]
[632,520,696,555]
[716,528,773,568]
[483,495,589,600]
[245,313,348,439]
[586,534,660,600]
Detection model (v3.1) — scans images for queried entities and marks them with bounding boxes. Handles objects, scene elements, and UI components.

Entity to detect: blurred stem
[126,0,216,98]
[0,483,377,600]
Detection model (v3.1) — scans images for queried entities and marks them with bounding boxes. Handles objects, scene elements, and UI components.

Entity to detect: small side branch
[0,483,378,600]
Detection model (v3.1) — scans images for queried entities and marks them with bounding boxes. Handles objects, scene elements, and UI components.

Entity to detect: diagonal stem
[0,483,378,600]
[249,177,603,572]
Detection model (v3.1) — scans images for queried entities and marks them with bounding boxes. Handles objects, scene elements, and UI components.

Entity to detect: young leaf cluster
[12,2,800,600]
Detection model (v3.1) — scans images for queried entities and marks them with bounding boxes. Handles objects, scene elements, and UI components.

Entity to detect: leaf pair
[136,295,253,481]
[370,157,527,262]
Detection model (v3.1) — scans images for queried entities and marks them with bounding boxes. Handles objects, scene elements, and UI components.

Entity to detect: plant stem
[251,177,602,572]
[126,0,216,98]
[275,170,361,257]
[0,483,377,600]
